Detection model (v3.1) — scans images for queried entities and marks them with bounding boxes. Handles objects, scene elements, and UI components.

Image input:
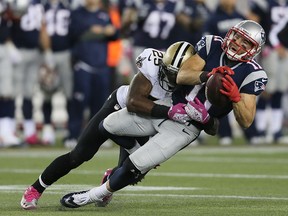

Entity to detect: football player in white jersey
[21,41,201,210]
[60,20,268,209]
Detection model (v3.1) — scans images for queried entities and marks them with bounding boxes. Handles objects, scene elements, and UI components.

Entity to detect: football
[205,73,230,107]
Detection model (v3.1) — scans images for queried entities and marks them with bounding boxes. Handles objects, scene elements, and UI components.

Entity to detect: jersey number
[142,11,175,39]
[45,9,70,36]
[21,5,43,31]
[149,49,164,66]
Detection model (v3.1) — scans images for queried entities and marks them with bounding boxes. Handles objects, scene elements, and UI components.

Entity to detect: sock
[255,109,268,133]
[269,109,283,134]
[88,183,112,201]
[32,175,49,193]
[24,119,36,137]
[0,118,15,136]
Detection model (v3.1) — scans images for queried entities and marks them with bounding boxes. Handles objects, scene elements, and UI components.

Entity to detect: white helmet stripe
[171,42,191,68]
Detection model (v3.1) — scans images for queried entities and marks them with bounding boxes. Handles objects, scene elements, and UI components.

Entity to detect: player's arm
[127,72,169,118]
[121,7,137,37]
[39,19,55,69]
[177,53,206,85]
[233,93,256,129]
[219,74,256,129]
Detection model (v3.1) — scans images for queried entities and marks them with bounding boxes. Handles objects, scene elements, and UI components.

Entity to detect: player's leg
[257,49,278,143]
[102,136,150,186]
[41,51,72,145]
[41,96,55,145]
[255,95,269,138]
[65,67,90,147]
[90,67,112,117]
[269,91,284,142]
[217,115,232,145]
[21,89,120,209]
[269,55,288,143]
[22,49,42,145]
[102,108,157,137]
[60,120,201,208]
[0,44,21,147]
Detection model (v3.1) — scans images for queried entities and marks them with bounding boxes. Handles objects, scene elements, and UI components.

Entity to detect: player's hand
[208,66,235,77]
[168,103,191,124]
[185,97,210,124]
[220,75,241,103]
[44,50,56,70]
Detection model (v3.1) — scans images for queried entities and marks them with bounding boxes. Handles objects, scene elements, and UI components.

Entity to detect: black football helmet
[159,41,196,91]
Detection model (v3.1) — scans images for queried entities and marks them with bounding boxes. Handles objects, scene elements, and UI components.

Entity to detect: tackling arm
[126,72,159,115]
[39,20,55,70]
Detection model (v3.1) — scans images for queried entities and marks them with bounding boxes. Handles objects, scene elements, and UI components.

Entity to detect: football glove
[168,103,190,124]
[208,66,235,77]
[185,97,210,124]
[220,75,241,103]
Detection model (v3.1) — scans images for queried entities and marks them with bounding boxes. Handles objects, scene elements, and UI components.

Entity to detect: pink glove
[168,103,190,124]
[184,98,210,124]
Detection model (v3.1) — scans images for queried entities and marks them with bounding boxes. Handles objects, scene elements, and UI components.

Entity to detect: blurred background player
[39,0,73,145]
[0,1,22,147]
[120,0,186,75]
[174,0,210,46]
[10,0,45,145]
[64,0,119,148]
[248,0,288,144]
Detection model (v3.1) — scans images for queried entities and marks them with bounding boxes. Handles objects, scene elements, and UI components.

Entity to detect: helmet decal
[159,41,196,91]
[171,42,191,69]
[222,20,266,62]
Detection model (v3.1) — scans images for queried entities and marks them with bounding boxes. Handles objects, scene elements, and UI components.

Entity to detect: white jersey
[116,48,172,108]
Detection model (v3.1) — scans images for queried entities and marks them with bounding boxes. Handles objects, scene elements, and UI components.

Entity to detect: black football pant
[33,89,146,192]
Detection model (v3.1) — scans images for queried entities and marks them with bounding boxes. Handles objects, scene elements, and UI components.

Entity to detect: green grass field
[1,139,288,216]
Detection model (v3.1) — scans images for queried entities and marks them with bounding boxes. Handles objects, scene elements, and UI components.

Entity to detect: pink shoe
[20,186,42,210]
[96,169,113,207]
[25,134,41,145]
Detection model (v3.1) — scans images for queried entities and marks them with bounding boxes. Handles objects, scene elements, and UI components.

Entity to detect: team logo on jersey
[195,37,206,52]
[136,56,146,68]
[254,80,265,92]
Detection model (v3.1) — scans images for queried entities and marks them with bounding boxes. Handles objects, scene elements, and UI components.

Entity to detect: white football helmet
[7,0,30,18]
[159,41,196,91]
[222,20,266,62]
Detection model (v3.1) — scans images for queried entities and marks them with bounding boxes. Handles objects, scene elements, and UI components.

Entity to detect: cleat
[96,168,113,207]
[60,190,105,208]
[42,124,56,145]
[1,134,22,147]
[25,134,41,145]
[20,186,42,210]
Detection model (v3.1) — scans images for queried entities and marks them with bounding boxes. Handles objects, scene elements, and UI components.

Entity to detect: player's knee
[99,120,111,137]
[102,113,117,134]
[69,149,87,168]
